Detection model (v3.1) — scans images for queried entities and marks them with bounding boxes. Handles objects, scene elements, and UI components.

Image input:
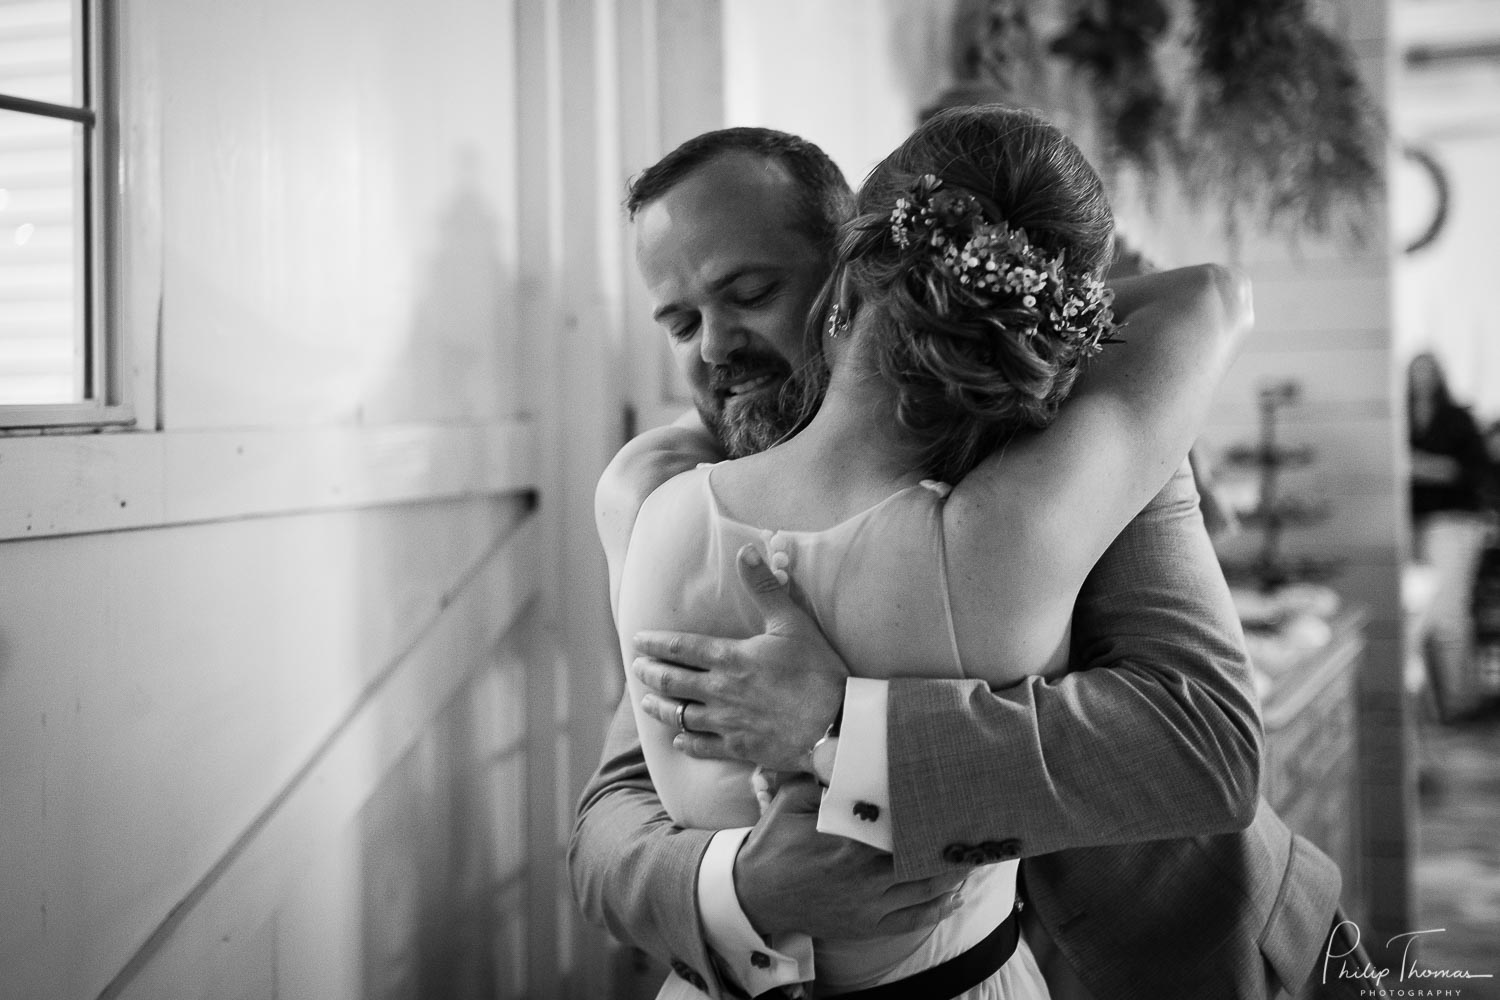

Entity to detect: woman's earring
[827,304,849,339]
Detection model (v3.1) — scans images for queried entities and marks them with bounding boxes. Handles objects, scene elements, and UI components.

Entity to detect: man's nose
[699,314,749,366]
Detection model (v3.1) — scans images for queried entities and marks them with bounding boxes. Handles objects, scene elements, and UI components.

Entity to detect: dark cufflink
[750,950,771,969]
[670,957,704,989]
[977,838,1022,861]
[852,801,880,822]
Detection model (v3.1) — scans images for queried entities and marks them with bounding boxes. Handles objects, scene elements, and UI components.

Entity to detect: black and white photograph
[1,1,1497,998]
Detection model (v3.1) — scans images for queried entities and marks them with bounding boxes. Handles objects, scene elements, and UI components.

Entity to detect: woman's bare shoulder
[597,422,718,531]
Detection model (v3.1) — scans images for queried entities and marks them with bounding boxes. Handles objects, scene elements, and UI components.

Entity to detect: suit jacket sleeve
[569,694,727,996]
[886,460,1265,880]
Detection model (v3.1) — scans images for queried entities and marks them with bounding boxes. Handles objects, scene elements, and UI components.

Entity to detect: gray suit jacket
[570,464,1343,999]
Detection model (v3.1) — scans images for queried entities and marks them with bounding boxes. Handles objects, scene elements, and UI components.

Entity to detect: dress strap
[919,479,953,498]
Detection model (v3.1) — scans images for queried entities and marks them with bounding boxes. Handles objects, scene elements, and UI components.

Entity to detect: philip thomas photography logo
[1324,921,1495,997]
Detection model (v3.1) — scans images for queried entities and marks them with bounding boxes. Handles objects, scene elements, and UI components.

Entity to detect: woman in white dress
[607,105,1251,998]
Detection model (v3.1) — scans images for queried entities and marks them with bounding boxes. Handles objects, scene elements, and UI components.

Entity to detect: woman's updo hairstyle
[837,105,1115,482]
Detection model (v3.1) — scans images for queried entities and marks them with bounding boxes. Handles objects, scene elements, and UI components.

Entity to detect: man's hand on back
[735,777,964,940]
[632,545,847,771]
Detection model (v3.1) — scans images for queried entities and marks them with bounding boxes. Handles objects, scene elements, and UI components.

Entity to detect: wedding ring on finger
[676,700,692,735]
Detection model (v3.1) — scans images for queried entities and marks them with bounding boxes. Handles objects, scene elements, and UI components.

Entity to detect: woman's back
[616,462,1030,993]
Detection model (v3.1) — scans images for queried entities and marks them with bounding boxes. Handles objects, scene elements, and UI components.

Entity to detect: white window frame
[0,0,128,430]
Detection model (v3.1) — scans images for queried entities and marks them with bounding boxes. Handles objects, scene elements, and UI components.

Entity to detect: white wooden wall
[0,0,640,997]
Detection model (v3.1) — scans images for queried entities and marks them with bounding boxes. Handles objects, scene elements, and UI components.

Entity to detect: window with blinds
[0,0,120,428]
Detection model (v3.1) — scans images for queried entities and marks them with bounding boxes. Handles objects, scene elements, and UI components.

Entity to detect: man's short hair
[625,127,854,258]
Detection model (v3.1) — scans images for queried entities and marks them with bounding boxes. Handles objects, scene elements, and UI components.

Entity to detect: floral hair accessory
[889,174,1118,355]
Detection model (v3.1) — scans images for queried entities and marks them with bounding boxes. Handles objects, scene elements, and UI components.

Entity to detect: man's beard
[699,356,827,459]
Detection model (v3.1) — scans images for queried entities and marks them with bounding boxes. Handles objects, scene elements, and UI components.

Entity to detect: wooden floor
[1413,697,1500,997]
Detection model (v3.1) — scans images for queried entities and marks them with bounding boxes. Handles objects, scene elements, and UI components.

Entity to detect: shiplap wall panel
[0,421,534,541]
[0,496,529,1000]
[106,534,539,1000]
[0,0,628,997]
[1205,414,1398,475]
[1212,496,1408,557]
[273,840,363,1000]
[197,919,276,1000]
[1212,348,1393,419]
[1243,271,1391,335]
[1238,326,1388,356]
[257,655,538,1000]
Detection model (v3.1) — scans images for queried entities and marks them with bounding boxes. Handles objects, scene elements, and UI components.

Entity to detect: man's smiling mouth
[724,372,780,397]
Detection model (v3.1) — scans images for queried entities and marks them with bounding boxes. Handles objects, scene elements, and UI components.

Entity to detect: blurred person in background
[1408,350,1491,719]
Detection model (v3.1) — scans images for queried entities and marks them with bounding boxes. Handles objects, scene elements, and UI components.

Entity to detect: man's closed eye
[727,281,777,309]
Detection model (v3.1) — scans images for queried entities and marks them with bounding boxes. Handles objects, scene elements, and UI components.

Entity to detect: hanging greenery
[951,0,1384,240]
[951,0,1043,101]
[1185,0,1383,238]
[1050,0,1179,183]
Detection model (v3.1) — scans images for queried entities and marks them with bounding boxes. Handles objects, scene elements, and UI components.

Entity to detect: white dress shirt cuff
[697,827,815,996]
[816,677,893,851]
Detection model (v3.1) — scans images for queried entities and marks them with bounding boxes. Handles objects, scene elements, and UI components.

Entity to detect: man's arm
[569,697,724,993]
[883,460,1262,879]
[570,698,958,973]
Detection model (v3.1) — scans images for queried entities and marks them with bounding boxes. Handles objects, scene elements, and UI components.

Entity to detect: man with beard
[632,136,836,461]
[571,126,1355,999]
